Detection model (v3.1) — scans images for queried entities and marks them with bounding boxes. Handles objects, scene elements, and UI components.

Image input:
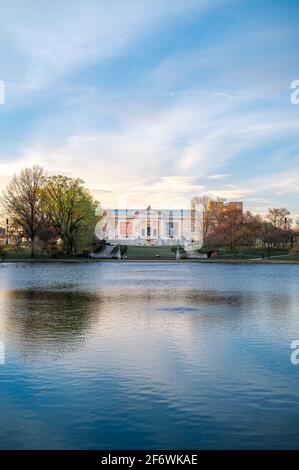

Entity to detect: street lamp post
[176,239,180,261]
[6,218,9,245]
[117,242,121,260]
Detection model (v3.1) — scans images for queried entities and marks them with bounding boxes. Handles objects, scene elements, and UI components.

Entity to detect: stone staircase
[90,245,115,258]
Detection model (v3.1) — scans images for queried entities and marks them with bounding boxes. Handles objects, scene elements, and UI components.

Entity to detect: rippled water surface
[0,261,298,449]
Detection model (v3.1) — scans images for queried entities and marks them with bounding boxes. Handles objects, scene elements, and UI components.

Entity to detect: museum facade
[96,206,203,247]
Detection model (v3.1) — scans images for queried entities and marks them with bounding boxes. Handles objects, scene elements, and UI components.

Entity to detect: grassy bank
[0,246,88,261]
[126,245,176,259]
[1,244,298,264]
[1,258,298,265]
[199,246,290,260]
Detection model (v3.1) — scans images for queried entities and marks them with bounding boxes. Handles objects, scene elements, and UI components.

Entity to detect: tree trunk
[31,237,35,257]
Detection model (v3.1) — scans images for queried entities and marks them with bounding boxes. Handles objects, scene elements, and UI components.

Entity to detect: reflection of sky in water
[0,262,298,449]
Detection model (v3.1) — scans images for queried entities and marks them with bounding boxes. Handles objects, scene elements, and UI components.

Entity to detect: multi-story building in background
[207,200,243,213]
[205,200,243,235]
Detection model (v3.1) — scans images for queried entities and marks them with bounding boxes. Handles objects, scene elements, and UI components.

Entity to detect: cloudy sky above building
[0,0,298,214]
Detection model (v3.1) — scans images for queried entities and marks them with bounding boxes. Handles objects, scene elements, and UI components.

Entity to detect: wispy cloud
[0,0,298,215]
[0,0,217,90]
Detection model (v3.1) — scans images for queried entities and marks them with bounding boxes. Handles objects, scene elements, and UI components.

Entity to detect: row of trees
[198,196,298,255]
[1,166,298,258]
[1,166,99,257]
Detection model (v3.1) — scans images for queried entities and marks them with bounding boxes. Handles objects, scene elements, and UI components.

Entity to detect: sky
[0,0,298,216]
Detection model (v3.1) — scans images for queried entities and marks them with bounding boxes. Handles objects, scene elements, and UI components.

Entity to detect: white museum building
[95,206,203,248]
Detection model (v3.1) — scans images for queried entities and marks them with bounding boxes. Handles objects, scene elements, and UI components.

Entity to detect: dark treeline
[0,165,99,257]
[197,195,298,257]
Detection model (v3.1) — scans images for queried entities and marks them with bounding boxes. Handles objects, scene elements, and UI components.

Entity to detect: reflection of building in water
[97,205,203,247]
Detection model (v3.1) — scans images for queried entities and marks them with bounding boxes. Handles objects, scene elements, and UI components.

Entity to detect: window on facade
[167,222,174,238]
[120,221,132,237]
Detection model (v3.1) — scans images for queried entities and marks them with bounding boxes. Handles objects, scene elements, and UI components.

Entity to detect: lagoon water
[0,261,298,449]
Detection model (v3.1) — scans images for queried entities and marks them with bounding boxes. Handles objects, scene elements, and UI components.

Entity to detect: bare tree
[208,197,227,232]
[266,208,292,230]
[1,166,46,257]
[192,195,214,238]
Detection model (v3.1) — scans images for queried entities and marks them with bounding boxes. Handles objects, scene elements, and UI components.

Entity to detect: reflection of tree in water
[4,285,295,359]
[4,289,102,356]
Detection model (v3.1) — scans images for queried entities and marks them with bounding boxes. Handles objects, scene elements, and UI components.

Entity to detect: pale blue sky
[0,0,298,215]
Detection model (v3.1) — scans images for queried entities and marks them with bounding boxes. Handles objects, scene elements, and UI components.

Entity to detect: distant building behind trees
[202,197,297,256]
